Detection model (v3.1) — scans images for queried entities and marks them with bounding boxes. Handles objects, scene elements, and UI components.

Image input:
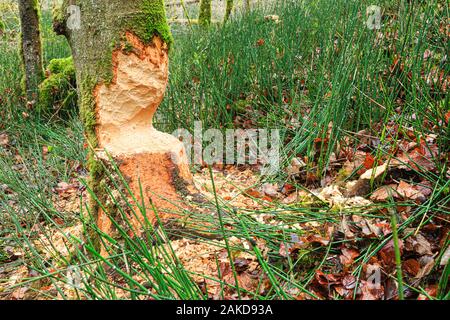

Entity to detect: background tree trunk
[57,0,196,247]
[18,0,43,102]
[245,0,250,13]
[224,0,234,23]
[198,0,211,27]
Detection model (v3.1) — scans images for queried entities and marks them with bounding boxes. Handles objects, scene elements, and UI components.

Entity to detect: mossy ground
[38,56,77,116]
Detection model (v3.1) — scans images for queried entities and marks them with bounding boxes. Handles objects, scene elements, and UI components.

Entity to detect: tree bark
[224,0,234,22]
[18,0,43,101]
[198,0,211,27]
[56,0,198,247]
[245,0,250,13]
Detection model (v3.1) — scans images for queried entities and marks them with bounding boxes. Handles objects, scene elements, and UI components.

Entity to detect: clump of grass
[158,0,448,178]
[391,214,404,300]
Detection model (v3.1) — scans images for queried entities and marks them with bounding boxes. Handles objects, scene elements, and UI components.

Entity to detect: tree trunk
[224,0,234,22]
[198,0,211,27]
[245,0,250,13]
[18,0,43,102]
[56,0,198,246]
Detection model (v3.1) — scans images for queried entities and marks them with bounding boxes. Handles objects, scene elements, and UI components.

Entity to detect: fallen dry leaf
[361,219,383,238]
[370,184,397,202]
[54,182,78,194]
[405,234,433,256]
[244,188,263,199]
[256,38,265,46]
[302,234,330,246]
[407,148,437,172]
[415,181,433,198]
[384,278,399,300]
[379,239,404,267]
[360,163,388,180]
[403,259,420,277]
[397,181,426,202]
[11,287,28,300]
[415,256,435,279]
[340,248,360,267]
[358,280,384,300]
[340,216,356,239]
[417,285,438,300]
[285,157,306,176]
[333,286,352,299]
[445,111,450,125]
[261,183,278,198]
[345,179,371,197]
[0,133,9,146]
[342,275,357,290]
[282,190,311,204]
[315,270,341,286]
[233,258,252,273]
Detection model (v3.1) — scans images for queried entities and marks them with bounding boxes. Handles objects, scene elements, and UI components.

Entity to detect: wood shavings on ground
[193,167,264,210]
[33,224,84,265]
[161,236,269,299]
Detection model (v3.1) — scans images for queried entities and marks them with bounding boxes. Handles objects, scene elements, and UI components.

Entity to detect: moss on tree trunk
[18,0,43,101]
[198,0,211,27]
[224,0,234,22]
[245,0,250,13]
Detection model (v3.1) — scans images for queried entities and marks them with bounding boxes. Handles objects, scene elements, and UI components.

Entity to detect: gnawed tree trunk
[18,0,43,101]
[224,0,234,22]
[198,0,211,27]
[55,0,200,248]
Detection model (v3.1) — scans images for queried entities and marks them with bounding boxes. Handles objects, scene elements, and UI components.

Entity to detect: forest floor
[0,0,449,300]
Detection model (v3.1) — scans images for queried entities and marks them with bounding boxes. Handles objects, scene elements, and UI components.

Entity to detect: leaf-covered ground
[1,115,448,299]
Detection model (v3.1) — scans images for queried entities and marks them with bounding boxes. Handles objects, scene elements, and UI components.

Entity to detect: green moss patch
[134,0,173,48]
[38,57,77,117]
[198,0,212,27]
